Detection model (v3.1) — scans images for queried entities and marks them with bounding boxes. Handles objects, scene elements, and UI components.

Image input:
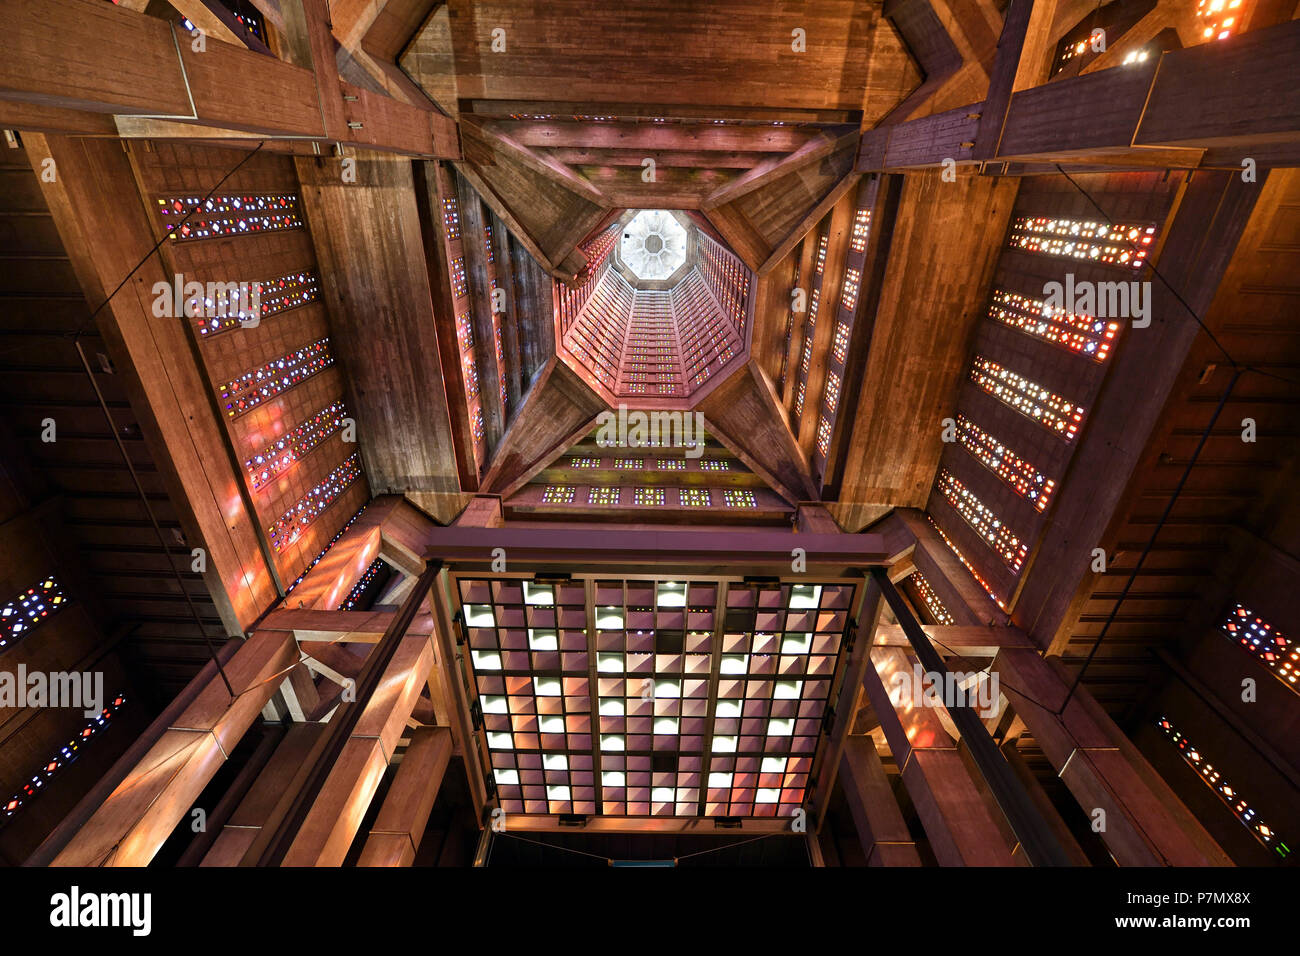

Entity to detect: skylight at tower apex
[621,210,688,281]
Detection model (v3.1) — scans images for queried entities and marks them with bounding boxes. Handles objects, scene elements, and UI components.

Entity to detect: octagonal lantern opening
[555,210,755,410]
[620,210,689,282]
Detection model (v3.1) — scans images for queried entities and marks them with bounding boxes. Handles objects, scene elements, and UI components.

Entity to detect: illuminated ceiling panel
[621,210,688,280]
[459,575,857,820]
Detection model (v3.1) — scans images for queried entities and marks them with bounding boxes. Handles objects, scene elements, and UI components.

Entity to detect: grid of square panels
[590,579,719,816]
[462,579,594,815]
[460,577,855,820]
[706,582,850,817]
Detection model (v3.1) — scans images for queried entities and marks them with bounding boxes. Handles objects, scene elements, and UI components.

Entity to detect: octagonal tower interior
[556,210,753,407]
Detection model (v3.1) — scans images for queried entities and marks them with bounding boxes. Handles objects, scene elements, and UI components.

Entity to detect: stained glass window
[929,515,1006,610]
[850,208,871,253]
[816,416,832,457]
[696,232,751,334]
[231,9,264,40]
[267,453,363,553]
[191,271,320,337]
[157,194,302,241]
[823,371,841,414]
[463,357,480,401]
[3,693,126,823]
[1056,29,1098,69]
[1157,715,1289,859]
[284,503,368,595]
[569,458,600,469]
[634,487,666,506]
[220,338,333,418]
[451,257,468,298]
[339,558,386,611]
[937,469,1027,572]
[589,487,622,505]
[988,289,1118,361]
[831,321,850,365]
[657,459,687,470]
[1,576,69,651]
[542,486,576,504]
[779,264,800,394]
[613,459,644,470]
[970,355,1084,440]
[1009,216,1155,269]
[698,460,730,472]
[679,488,711,507]
[841,267,861,314]
[182,10,266,42]
[443,196,460,240]
[244,401,348,491]
[1195,0,1247,41]
[1221,604,1298,693]
[723,489,757,508]
[911,571,955,626]
[956,414,1056,512]
[493,314,506,366]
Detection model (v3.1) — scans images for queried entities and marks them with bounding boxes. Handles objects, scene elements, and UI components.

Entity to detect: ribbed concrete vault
[555,210,754,408]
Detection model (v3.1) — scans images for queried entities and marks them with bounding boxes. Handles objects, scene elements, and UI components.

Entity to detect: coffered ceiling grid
[460,574,859,819]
